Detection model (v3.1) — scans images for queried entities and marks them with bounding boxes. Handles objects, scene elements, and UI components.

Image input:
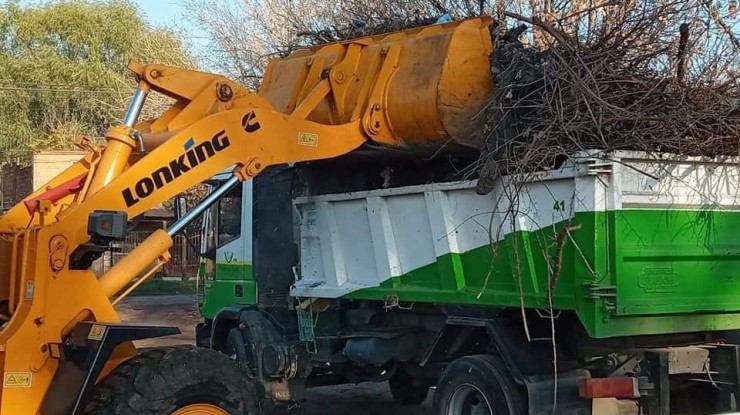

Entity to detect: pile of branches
[293,1,483,45]
[475,0,740,194]
[296,16,440,44]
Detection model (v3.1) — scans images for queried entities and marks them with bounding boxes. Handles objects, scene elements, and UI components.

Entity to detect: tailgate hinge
[584,282,617,313]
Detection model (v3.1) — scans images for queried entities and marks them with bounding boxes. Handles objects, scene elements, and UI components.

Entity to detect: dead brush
[473,0,740,194]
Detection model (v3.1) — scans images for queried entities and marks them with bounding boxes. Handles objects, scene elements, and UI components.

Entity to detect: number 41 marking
[553,200,565,211]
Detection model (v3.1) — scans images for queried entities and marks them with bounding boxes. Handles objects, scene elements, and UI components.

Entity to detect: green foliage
[0,0,194,161]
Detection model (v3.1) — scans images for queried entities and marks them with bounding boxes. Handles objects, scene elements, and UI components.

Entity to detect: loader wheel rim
[448,383,493,415]
[171,403,230,415]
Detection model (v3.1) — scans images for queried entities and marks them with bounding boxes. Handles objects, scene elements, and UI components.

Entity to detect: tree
[0,0,195,162]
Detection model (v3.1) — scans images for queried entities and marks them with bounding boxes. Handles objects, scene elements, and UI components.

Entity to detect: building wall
[1,162,33,210]
[31,151,86,190]
[1,151,85,210]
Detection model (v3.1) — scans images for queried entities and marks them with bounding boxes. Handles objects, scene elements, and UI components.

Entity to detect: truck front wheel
[433,355,525,415]
[82,346,268,415]
[225,327,250,367]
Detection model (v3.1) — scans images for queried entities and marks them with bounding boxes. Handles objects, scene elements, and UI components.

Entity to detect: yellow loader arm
[0,63,365,415]
[0,16,493,414]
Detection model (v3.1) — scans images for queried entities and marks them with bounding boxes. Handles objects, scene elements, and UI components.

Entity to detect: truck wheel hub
[448,383,492,415]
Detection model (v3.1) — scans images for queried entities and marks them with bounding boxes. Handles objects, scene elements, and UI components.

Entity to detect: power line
[0,81,122,88]
[0,86,121,93]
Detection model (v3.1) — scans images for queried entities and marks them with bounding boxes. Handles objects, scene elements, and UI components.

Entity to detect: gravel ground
[115,294,433,414]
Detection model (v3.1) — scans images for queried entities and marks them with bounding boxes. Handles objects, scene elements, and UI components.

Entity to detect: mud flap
[524,370,592,415]
[39,321,180,415]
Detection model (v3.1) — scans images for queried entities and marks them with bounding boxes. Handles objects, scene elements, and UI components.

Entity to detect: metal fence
[92,231,202,279]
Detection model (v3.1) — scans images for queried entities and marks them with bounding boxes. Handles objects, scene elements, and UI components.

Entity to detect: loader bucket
[259,17,494,150]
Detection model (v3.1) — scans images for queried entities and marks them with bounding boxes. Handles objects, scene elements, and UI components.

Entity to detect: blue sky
[129,0,188,28]
[129,0,211,63]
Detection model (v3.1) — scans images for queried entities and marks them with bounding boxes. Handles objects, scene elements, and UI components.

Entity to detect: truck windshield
[204,182,242,252]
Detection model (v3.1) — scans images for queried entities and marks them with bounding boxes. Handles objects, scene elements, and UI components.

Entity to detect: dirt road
[116,294,200,348]
[115,295,432,414]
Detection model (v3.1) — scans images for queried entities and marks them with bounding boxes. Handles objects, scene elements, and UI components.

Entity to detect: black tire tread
[82,345,267,415]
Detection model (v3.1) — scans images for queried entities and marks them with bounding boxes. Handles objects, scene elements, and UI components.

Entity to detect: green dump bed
[292,151,740,338]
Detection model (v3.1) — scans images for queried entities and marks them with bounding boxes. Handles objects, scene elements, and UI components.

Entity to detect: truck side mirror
[201,247,217,261]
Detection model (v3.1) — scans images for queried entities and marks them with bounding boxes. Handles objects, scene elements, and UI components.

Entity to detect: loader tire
[82,345,268,415]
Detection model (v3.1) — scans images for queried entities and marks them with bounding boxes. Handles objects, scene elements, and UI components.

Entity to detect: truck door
[200,180,256,320]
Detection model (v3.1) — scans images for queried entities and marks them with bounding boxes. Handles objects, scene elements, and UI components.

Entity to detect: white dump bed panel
[292,180,582,298]
[290,151,740,299]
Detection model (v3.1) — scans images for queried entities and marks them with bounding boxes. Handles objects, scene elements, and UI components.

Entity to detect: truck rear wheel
[82,346,268,415]
[433,355,525,415]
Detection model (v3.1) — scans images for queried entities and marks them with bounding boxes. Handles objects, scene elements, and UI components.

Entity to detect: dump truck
[195,17,740,415]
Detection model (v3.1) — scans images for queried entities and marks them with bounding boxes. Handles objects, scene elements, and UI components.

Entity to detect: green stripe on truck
[345,209,740,338]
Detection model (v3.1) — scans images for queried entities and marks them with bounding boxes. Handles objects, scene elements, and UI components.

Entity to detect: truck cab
[197,174,257,344]
[197,166,297,349]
